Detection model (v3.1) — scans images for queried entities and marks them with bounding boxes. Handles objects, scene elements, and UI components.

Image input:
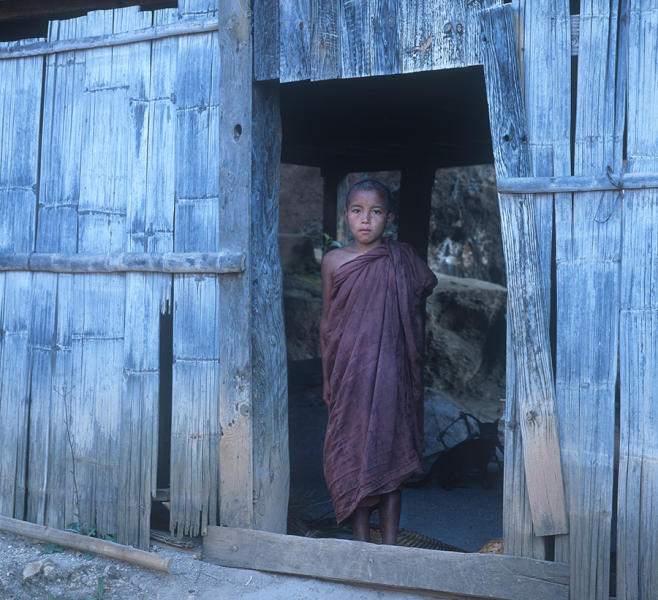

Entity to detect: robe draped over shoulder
[321,239,437,523]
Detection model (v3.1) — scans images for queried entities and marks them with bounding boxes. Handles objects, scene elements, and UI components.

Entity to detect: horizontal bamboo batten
[497,171,658,194]
[0,16,218,60]
[0,252,246,274]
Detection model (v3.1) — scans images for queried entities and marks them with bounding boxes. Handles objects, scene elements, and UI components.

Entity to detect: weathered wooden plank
[480,5,567,537]
[0,252,246,274]
[217,0,254,530]
[339,0,370,79]
[497,172,658,194]
[170,0,224,537]
[0,40,43,521]
[505,0,570,559]
[370,0,399,76]
[254,0,279,81]
[279,0,311,82]
[0,16,219,60]
[251,82,288,532]
[617,5,658,599]
[203,526,570,600]
[552,4,623,597]
[310,0,340,81]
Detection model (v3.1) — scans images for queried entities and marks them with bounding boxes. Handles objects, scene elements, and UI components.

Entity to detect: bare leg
[380,490,401,545]
[352,507,371,542]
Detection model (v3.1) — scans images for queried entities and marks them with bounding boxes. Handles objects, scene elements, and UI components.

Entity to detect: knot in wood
[526,409,538,425]
[456,23,464,34]
[443,22,453,34]
[231,545,239,552]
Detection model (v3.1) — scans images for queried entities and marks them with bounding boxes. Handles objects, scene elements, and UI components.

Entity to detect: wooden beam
[0,0,169,22]
[0,16,218,60]
[0,252,245,274]
[203,526,570,600]
[497,171,658,194]
[0,515,172,573]
[397,166,435,261]
[480,5,568,537]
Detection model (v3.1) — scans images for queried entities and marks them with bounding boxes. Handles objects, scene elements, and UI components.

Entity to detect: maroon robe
[321,239,437,523]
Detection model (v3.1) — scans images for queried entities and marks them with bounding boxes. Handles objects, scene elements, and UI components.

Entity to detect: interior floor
[288,359,502,552]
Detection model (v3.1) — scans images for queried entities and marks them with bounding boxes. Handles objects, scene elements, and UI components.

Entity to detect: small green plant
[89,579,104,600]
[310,232,341,256]
[41,542,65,554]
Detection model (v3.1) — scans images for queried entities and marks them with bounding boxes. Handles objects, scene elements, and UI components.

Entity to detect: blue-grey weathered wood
[480,5,568,537]
[170,0,223,537]
[254,0,279,81]
[279,0,311,82]
[204,526,570,600]
[503,0,571,560]
[617,5,658,599]
[0,41,43,522]
[339,0,370,79]
[0,252,245,274]
[251,83,289,532]
[310,0,340,81]
[370,0,399,76]
[553,4,623,598]
[216,0,254,530]
[497,172,658,194]
[0,16,219,60]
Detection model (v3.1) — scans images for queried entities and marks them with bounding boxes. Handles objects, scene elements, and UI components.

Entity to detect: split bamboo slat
[0,39,43,522]
[553,4,624,600]
[480,5,567,538]
[169,0,223,538]
[502,0,571,560]
[617,5,658,599]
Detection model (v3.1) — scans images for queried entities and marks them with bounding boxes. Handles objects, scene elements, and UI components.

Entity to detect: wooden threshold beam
[203,526,569,600]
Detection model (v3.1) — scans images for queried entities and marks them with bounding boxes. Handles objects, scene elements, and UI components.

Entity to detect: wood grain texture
[0,252,245,274]
[617,5,658,599]
[203,526,570,600]
[170,1,223,537]
[480,5,567,537]
[503,0,571,559]
[0,39,43,521]
[254,0,279,81]
[216,0,254,530]
[279,0,310,82]
[339,0,370,79]
[251,83,289,532]
[553,4,623,598]
[0,16,218,60]
[310,0,340,81]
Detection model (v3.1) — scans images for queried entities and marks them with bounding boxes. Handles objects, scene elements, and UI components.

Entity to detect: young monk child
[320,179,437,544]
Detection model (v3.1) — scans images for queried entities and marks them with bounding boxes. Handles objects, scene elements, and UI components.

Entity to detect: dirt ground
[0,529,438,600]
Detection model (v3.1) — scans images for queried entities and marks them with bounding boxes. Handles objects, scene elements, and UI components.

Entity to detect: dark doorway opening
[280,68,506,551]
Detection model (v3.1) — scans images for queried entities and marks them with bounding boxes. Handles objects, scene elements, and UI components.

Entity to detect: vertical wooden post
[251,82,288,533]
[217,0,254,530]
[321,168,341,241]
[504,0,571,560]
[397,166,435,261]
[480,5,568,537]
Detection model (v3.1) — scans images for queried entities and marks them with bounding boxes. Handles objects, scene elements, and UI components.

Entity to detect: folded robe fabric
[321,239,438,523]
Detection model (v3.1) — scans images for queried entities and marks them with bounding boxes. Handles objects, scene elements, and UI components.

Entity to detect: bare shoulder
[321,247,353,277]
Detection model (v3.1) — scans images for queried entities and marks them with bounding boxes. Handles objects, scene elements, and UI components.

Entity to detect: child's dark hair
[346,179,392,213]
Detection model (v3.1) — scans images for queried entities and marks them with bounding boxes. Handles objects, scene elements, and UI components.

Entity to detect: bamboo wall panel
[170,0,222,537]
[554,2,623,598]
[617,5,658,599]
[503,0,571,560]
[0,41,43,520]
[274,0,494,83]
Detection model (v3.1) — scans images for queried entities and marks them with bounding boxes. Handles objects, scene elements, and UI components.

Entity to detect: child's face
[344,189,393,248]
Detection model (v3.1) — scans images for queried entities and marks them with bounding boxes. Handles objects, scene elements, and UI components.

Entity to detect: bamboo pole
[0,515,172,573]
[0,251,245,274]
